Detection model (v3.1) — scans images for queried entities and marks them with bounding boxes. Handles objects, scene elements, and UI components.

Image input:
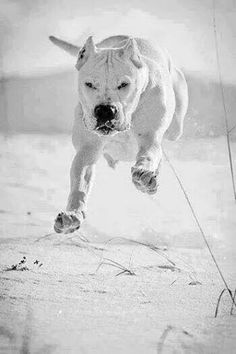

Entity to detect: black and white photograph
[0,0,236,352]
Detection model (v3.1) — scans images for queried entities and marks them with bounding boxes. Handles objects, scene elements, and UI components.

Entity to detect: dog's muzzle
[94,104,118,135]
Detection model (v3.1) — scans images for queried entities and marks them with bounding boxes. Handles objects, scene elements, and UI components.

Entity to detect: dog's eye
[85,82,96,89]
[117,82,129,90]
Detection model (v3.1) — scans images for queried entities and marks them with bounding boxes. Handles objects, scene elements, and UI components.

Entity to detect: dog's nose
[94,104,117,124]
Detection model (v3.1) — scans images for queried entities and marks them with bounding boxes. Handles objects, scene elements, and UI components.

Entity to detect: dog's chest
[103,130,138,162]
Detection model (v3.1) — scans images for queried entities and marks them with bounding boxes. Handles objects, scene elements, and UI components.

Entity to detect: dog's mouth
[95,125,113,135]
[95,121,116,136]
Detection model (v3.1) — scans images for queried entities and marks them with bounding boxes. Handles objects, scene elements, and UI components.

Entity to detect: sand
[0,134,236,353]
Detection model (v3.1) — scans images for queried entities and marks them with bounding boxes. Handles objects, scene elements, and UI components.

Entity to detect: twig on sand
[34,230,90,245]
[127,239,176,266]
[96,257,135,276]
[170,279,178,286]
[115,269,135,277]
[100,236,175,266]
[98,236,198,281]
[158,265,180,272]
[214,288,236,317]
[34,232,57,243]
[164,151,236,308]
[96,236,175,277]
[214,289,227,318]
[188,280,202,286]
[230,289,236,315]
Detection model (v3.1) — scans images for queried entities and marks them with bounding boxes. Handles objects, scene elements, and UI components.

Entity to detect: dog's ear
[49,36,80,56]
[118,38,143,69]
[75,36,97,71]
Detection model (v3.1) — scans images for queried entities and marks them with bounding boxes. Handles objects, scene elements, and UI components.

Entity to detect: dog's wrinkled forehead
[80,50,135,84]
[75,36,143,74]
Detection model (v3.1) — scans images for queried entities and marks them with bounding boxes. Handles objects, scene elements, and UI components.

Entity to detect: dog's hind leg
[165,67,188,141]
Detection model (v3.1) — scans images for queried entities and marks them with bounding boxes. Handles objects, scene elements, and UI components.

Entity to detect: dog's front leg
[131,132,163,195]
[54,142,103,233]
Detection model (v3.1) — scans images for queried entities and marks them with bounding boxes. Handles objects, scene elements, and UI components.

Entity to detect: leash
[163,150,236,309]
[212,0,236,200]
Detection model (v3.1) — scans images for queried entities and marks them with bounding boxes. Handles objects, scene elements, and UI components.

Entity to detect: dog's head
[49,35,147,136]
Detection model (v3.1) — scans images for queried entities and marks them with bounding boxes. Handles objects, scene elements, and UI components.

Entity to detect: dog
[49,35,188,233]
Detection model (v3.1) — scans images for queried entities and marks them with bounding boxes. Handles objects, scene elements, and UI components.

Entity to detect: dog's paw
[54,211,85,234]
[131,167,159,195]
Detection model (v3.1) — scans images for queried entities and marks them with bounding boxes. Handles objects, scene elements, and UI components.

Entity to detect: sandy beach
[0,134,236,353]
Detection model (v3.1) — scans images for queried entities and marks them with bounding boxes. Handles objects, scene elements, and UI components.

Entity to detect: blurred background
[1,0,236,136]
[0,0,236,245]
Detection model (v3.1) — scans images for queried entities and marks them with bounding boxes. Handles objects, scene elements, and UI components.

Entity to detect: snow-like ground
[0,134,236,353]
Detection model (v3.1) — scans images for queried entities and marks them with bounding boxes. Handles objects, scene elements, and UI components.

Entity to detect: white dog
[49,35,188,233]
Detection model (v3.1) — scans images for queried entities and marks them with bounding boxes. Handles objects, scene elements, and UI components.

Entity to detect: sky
[0,0,236,83]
